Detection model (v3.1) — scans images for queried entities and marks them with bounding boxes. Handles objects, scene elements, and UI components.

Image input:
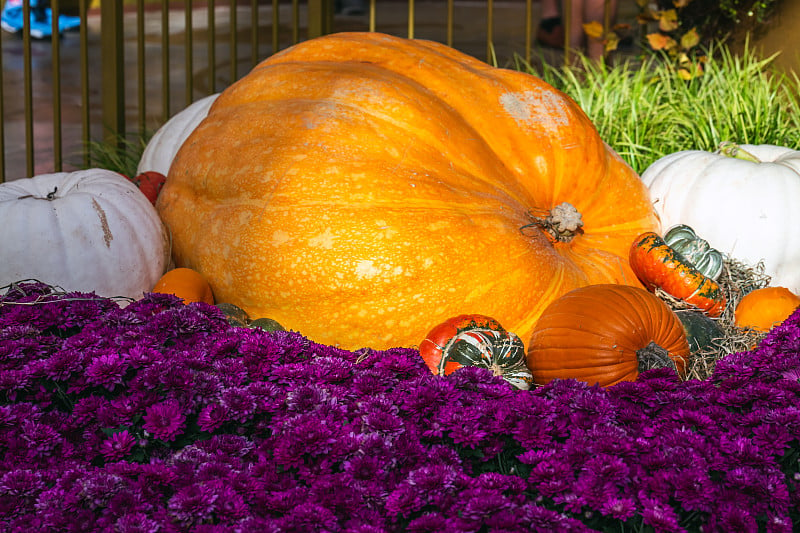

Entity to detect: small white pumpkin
[136,93,220,176]
[0,169,170,300]
[641,142,800,293]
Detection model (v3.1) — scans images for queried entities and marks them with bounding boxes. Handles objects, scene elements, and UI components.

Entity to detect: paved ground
[0,1,642,181]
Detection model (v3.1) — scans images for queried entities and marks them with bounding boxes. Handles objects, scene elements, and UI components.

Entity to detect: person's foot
[0,5,75,39]
[1,5,24,34]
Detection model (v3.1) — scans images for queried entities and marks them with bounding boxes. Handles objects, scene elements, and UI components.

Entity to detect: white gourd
[0,169,170,300]
[641,143,800,293]
[136,93,219,176]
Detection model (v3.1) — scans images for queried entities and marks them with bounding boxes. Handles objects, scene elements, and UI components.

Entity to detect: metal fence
[0,0,614,183]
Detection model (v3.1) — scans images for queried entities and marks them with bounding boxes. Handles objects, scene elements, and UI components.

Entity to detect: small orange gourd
[152,267,214,305]
[526,284,691,387]
[734,286,800,333]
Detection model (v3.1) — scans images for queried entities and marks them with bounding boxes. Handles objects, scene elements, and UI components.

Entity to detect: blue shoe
[0,5,54,39]
[27,6,54,39]
[55,11,81,32]
[0,5,24,34]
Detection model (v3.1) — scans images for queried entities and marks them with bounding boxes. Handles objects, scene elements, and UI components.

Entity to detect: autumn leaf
[646,33,675,51]
[604,32,620,52]
[658,9,679,32]
[583,21,604,40]
[680,27,700,50]
[673,0,690,7]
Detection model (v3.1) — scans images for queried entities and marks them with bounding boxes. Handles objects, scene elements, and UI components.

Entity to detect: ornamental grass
[2,281,800,531]
[517,39,800,174]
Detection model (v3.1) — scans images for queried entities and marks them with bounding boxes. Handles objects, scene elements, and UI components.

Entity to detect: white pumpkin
[0,169,170,300]
[136,93,219,176]
[641,143,800,293]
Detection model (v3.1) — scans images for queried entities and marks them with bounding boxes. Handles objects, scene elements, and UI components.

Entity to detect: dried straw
[660,258,772,382]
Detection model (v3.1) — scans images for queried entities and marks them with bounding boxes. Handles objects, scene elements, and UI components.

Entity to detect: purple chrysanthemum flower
[710,502,758,533]
[406,512,448,533]
[85,352,129,391]
[640,495,684,532]
[196,402,228,433]
[599,496,637,521]
[384,483,424,519]
[0,468,45,500]
[114,512,162,533]
[21,419,62,459]
[167,483,219,527]
[407,464,462,493]
[219,386,257,423]
[280,502,339,533]
[99,430,136,462]
[142,400,186,442]
[42,348,83,381]
[362,410,406,440]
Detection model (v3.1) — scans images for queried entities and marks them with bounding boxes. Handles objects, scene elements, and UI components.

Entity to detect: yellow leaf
[583,21,604,40]
[677,68,692,81]
[604,32,620,53]
[680,28,700,50]
[658,9,679,32]
[673,0,690,7]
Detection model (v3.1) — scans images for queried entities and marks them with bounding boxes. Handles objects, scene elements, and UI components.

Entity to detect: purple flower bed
[1,281,799,532]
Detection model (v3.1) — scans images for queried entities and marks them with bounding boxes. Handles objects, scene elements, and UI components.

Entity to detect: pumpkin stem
[521,202,584,243]
[716,141,761,163]
[637,341,680,376]
[46,187,59,200]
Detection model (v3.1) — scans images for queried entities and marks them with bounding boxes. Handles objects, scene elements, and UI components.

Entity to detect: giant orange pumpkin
[157,32,660,350]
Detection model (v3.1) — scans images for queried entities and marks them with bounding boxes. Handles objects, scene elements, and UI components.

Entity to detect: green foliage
[81,131,152,178]
[516,40,800,174]
[635,0,784,78]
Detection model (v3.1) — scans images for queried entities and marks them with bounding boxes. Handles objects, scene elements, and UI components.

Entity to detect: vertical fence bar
[208,0,216,94]
[407,0,414,39]
[250,0,259,66]
[230,0,238,83]
[446,0,453,47]
[603,0,611,59]
[80,0,90,167]
[161,0,170,121]
[23,1,34,175]
[525,0,532,64]
[563,0,572,65]
[186,1,194,105]
[292,0,300,44]
[137,0,146,134]
[51,0,62,171]
[307,0,332,39]
[486,0,493,63]
[101,0,125,147]
[0,7,4,181]
[271,0,280,55]
[368,0,375,32]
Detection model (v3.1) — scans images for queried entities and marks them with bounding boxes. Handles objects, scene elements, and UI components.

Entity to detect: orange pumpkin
[526,284,691,387]
[152,268,215,305]
[734,286,800,333]
[157,32,660,350]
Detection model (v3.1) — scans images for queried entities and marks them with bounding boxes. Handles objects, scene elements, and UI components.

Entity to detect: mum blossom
[142,400,186,442]
[99,430,136,462]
